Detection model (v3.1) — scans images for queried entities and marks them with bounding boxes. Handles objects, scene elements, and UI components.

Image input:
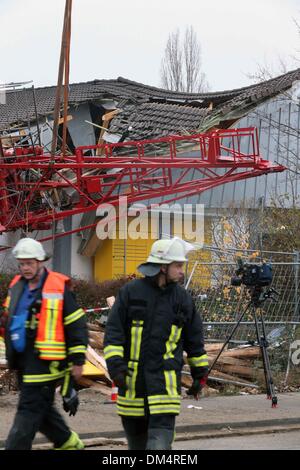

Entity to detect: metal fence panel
[186,248,300,343]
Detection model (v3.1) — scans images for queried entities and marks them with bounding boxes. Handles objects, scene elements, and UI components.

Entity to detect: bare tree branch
[160,26,209,92]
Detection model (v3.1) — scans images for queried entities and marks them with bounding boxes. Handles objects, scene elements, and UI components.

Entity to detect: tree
[160,26,209,93]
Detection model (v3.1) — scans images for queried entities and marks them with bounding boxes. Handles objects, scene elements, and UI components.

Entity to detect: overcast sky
[1,0,300,92]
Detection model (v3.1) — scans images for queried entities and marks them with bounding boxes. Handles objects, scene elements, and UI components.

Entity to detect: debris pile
[181,343,263,397]
[0,296,265,398]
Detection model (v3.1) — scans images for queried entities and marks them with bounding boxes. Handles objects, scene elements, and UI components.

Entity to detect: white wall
[70,215,93,280]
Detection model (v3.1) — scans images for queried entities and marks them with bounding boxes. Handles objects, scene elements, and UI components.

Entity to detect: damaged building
[1,69,300,280]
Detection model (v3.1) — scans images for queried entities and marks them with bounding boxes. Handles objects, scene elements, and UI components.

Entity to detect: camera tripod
[209,286,279,408]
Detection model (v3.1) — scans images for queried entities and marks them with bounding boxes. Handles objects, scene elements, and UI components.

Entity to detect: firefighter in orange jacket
[0,238,88,450]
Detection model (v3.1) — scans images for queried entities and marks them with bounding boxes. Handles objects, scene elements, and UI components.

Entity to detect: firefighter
[0,238,88,450]
[104,237,209,450]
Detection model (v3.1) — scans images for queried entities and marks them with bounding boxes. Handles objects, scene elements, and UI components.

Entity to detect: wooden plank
[220,347,260,359]
[89,330,104,341]
[58,114,73,125]
[205,343,228,353]
[96,110,120,155]
[93,320,106,332]
[106,296,115,308]
[86,345,111,382]
[88,330,104,349]
[208,355,253,368]
[213,363,263,379]
[87,322,102,331]
[89,337,103,351]
[207,347,260,360]
[181,374,193,388]
[102,110,120,122]
[208,369,254,386]
[83,360,106,378]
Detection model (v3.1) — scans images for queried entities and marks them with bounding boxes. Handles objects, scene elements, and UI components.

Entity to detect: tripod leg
[253,309,278,408]
[209,302,252,374]
[253,310,270,397]
[260,313,278,408]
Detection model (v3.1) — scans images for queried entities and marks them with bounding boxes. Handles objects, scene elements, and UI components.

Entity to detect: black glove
[63,388,79,416]
[112,370,128,389]
[61,374,79,416]
[187,375,208,400]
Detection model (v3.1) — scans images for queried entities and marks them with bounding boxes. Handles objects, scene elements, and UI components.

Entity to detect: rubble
[0,300,265,398]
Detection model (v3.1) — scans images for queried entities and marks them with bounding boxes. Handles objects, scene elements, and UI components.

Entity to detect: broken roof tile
[1,68,300,139]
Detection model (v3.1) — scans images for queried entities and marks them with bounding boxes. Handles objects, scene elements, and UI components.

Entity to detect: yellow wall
[94,214,213,285]
[94,217,157,282]
[94,238,113,281]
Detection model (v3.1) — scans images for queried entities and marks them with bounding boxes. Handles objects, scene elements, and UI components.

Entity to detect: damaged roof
[109,102,210,140]
[1,67,300,138]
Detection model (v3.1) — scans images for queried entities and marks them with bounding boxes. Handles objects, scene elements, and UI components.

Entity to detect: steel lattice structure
[0,127,285,240]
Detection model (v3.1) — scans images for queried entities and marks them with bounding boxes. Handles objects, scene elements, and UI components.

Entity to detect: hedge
[0,272,134,318]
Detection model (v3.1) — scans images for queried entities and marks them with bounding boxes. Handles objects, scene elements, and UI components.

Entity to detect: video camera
[231,258,273,288]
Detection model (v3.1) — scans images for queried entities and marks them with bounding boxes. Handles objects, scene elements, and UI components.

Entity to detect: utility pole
[51,0,72,159]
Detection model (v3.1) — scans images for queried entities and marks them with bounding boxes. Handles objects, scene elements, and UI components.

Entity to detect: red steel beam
[0,128,286,235]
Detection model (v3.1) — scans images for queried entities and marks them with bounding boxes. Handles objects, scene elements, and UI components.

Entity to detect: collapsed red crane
[0,127,285,243]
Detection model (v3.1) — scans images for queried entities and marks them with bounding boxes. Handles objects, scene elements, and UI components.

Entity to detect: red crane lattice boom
[0,127,285,239]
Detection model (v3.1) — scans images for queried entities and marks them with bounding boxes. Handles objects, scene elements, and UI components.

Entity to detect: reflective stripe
[46,298,60,341]
[164,325,182,360]
[149,405,181,415]
[148,394,181,405]
[104,345,124,360]
[68,345,86,355]
[64,308,85,326]
[117,395,145,415]
[61,370,71,396]
[117,396,144,406]
[126,361,139,400]
[39,351,67,359]
[3,295,10,309]
[36,340,66,360]
[125,320,144,400]
[43,293,63,300]
[187,354,209,367]
[23,370,66,383]
[35,341,65,349]
[49,361,60,375]
[117,406,145,417]
[164,370,178,397]
[25,315,38,329]
[130,320,143,361]
[35,271,67,359]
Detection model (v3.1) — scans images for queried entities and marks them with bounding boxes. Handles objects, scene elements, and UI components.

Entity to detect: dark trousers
[121,414,176,450]
[5,381,71,450]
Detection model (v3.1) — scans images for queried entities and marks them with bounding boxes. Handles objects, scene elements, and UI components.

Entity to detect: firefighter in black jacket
[104,237,209,450]
[0,238,88,450]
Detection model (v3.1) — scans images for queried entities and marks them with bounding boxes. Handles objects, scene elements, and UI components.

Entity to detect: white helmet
[12,238,49,261]
[137,237,195,277]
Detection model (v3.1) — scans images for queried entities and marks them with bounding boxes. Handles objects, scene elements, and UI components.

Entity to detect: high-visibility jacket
[2,270,88,383]
[104,277,208,417]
